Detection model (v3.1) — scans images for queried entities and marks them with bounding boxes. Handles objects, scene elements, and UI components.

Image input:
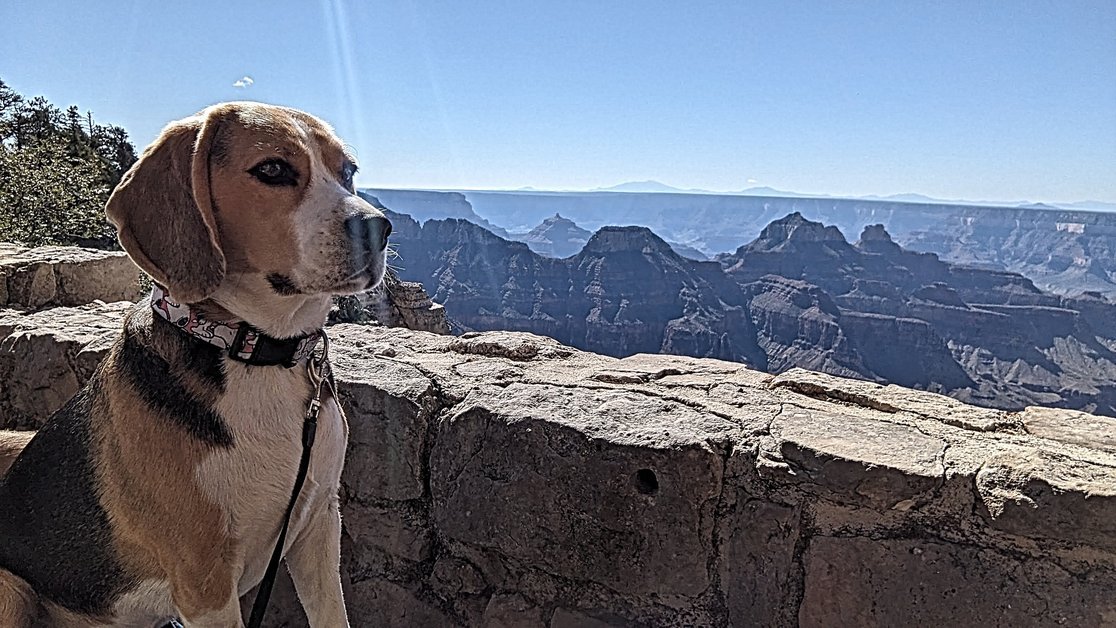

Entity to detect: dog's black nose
[345,215,392,251]
[376,216,392,249]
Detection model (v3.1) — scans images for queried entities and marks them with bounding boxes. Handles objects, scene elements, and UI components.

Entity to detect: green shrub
[0,79,136,248]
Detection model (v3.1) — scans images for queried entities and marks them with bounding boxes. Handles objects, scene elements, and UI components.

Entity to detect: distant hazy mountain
[594,180,690,193]
[896,206,1116,298]
[596,182,818,197]
[665,241,710,261]
[463,183,1114,214]
[510,213,710,261]
[359,189,510,238]
[517,213,592,258]
[737,186,818,198]
[1058,200,1116,211]
[861,193,1116,212]
[598,184,838,198]
[861,193,939,203]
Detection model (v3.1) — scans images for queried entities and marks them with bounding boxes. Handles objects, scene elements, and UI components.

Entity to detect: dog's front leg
[177,589,244,628]
[172,549,245,628]
[285,500,349,627]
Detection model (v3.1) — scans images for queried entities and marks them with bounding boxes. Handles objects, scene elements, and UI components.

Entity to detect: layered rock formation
[372,188,1116,297]
[514,213,591,258]
[361,190,511,238]
[378,208,1116,417]
[508,214,708,262]
[331,269,450,334]
[892,205,1116,297]
[382,212,763,366]
[719,213,1116,414]
[2,301,1115,626]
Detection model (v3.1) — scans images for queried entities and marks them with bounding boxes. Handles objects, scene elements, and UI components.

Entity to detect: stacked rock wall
[1,246,1115,626]
[0,243,142,308]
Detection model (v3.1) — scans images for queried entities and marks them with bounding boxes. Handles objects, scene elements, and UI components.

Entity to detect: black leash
[246,332,332,628]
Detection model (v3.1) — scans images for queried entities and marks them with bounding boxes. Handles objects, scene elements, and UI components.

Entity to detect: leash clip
[306,330,330,388]
[303,330,330,441]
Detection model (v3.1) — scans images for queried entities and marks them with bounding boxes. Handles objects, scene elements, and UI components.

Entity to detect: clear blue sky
[3,1,1114,203]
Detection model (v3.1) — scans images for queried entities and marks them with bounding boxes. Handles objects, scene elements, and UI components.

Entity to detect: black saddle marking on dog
[182,333,227,390]
[121,332,234,447]
[145,294,227,391]
[0,389,135,615]
[266,272,302,296]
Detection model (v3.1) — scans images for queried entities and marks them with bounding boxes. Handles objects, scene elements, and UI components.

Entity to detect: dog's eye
[340,164,357,189]
[249,159,299,187]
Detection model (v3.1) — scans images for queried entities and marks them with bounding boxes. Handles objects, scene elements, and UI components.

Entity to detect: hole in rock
[633,469,659,495]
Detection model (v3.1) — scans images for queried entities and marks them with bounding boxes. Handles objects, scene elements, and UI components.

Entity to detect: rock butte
[380,209,1116,417]
[2,245,1116,626]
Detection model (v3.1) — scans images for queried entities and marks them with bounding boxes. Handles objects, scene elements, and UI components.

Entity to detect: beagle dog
[0,102,390,626]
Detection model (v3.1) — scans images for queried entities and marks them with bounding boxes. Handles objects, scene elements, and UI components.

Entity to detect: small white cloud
[233,76,255,88]
[747,178,758,184]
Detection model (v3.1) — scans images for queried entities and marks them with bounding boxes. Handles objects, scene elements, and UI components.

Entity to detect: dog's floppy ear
[106,109,226,303]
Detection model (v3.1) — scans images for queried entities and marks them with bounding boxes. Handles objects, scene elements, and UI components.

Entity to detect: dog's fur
[0,102,390,627]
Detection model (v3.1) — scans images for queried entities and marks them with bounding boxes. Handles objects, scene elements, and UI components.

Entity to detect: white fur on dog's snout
[291,155,388,297]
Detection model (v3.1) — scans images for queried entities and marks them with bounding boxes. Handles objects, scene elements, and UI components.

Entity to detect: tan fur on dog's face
[108,101,389,310]
[206,103,388,295]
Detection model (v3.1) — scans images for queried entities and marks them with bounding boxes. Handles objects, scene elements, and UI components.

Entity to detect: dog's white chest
[195,360,347,593]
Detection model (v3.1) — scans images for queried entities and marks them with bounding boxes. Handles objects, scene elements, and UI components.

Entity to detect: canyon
[364,188,1116,297]
[366,196,1116,417]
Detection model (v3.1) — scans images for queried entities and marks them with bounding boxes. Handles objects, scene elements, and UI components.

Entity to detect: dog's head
[107,102,390,316]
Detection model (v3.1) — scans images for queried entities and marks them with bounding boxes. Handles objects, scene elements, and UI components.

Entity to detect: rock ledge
[2,304,1115,626]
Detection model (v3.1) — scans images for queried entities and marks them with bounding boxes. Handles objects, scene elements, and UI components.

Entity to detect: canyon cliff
[366,188,1116,297]
[380,209,1116,416]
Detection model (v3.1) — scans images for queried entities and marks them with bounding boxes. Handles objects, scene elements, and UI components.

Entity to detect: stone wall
[0,243,449,335]
[1,246,1115,626]
[0,243,142,308]
[0,302,131,429]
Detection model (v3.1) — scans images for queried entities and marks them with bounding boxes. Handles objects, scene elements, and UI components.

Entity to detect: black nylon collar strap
[150,284,322,368]
[227,323,318,367]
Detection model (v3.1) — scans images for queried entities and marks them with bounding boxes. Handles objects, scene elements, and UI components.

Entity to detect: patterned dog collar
[150,284,322,367]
